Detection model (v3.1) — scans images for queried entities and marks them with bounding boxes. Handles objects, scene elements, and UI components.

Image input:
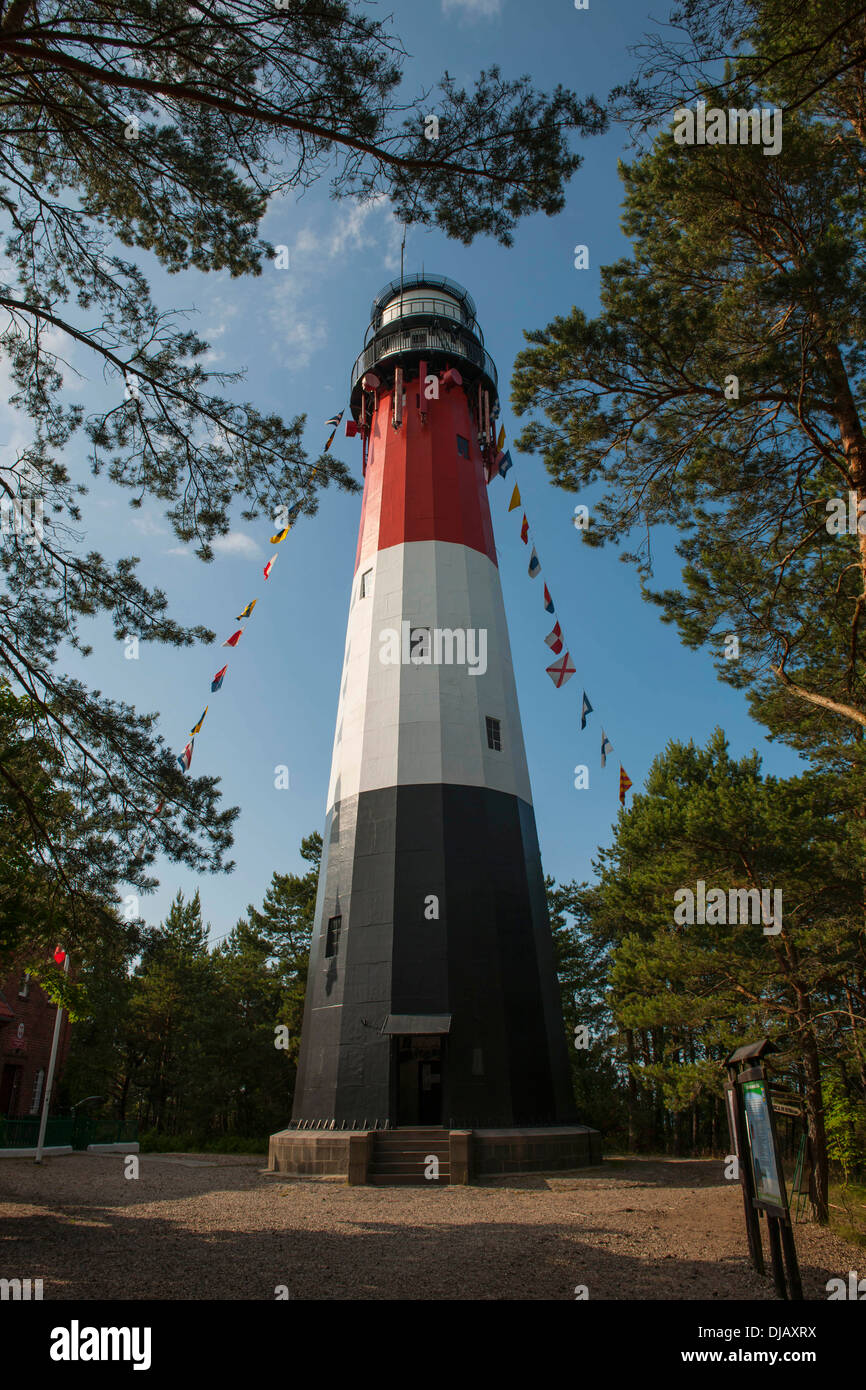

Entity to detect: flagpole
[35,950,70,1164]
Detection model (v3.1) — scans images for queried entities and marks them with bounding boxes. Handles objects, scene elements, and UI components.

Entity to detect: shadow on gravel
[1,1204,773,1300]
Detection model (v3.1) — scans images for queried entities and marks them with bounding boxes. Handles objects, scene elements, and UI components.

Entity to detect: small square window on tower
[360,568,373,599]
[456,434,470,458]
[325,915,342,957]
[485,716,502,751]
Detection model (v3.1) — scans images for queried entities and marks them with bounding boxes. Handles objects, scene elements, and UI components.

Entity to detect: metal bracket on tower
[393,366,403,428]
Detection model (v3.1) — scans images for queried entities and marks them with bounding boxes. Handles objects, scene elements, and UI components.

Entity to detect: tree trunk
[625,1029,638,1151]
[801,1028,830,1223]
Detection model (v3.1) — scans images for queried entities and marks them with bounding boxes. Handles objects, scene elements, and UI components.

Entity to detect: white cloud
[265,195,403,364]
[442,0,502,16]
[131,513,168,537]
[211,532,262,558]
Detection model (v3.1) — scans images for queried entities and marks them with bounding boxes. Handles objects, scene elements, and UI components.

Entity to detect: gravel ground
[0,1153,860,1300]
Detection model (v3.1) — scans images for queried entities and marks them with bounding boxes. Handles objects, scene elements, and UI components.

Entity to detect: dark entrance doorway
[0,1063,23,1116]
[396,1035,444,1125]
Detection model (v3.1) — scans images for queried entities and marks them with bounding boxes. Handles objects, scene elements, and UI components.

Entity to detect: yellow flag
[190,705,208,735]
[270,526,290,544]
[497,424,506,451]
[237,599,257,620]
[508,485,521,512]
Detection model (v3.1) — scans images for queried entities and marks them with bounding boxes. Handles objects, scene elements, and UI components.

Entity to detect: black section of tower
[292,785,577,1129]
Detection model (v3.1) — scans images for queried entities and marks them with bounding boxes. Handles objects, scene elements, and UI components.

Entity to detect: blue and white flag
[497,449,513,478]
[601,728,612,768]
[528,546,540,578]
[177,737,195,773]
[581,691,593,730]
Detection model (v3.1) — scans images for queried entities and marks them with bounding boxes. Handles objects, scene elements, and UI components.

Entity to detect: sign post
[724,1039,803,1301]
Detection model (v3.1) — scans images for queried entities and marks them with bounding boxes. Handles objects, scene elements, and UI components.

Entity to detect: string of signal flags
[151,405,631,814]
[149,410,346,818]
[489,424,633,807]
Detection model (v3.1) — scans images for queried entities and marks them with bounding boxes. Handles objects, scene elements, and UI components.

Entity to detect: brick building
[0,968,71,1118]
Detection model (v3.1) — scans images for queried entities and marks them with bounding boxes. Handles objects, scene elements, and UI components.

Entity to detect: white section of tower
[326,540,532,813]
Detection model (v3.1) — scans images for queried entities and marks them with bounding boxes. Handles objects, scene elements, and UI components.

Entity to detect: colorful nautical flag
[177,738,194,773]
[237,599,257,620]
[601,729,613,768]
[270,527,290,544]
[528,546,540,578]
[150,800,165,820]
[497,450,513,478]
[496,424,506,451]
[324,410,344,451]
[580,691,593,730]
[544,621,563,655]
[263,556,276,580]
[190,706,208,735]
[520,515,529,544]
[271,503,301,544]
[543,583,554,614]
[508,485,521,512]
[546,651,575,688]
[222,629,243,648]
[211,665,228,692]
[619,766,633,805]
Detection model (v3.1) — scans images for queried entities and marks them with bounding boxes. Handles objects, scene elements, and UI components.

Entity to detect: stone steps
[368,1128,452,1186]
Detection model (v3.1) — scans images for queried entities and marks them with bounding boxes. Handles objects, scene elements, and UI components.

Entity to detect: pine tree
[514,91,866,751]
[127,889,215,1134]
[587,731,866,1221]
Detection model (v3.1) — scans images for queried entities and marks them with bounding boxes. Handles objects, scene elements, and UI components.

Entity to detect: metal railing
[377,297,478,335]
[371,273,477,320]
[0,1112,139,1149]
[351,326,497,394]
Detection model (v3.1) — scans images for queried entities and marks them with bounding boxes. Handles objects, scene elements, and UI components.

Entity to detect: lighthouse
[272,275,598,1181]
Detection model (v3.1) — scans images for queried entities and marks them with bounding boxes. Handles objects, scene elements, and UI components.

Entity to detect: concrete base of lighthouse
[267,1124,602,1184]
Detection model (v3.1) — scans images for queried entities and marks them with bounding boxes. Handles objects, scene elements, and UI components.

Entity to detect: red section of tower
[354,379,498,574]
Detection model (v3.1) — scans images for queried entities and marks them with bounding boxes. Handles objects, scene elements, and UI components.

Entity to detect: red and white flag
[545,651,575,688]
[264,555,277,580]
[177,738,194,772]
[544,621,563,655]
[222,628,243,648]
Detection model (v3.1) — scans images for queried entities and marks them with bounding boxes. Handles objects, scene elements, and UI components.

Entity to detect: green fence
[0,1113,138,1149]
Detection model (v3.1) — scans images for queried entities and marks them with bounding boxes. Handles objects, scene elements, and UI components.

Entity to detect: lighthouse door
[396,1035,444,1126]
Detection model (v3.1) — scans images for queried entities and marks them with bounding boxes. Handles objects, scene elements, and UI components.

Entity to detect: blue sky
[13,0,804,943]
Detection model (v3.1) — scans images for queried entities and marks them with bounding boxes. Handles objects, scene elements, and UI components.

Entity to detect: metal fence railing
[0,1113,139,1149]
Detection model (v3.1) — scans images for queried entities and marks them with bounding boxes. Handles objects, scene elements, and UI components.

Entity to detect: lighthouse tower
[280,275,588,1173]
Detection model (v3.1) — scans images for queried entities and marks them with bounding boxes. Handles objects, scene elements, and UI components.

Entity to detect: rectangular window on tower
[360,569,373,599]
[456,434,470,458]
[325,916,342,957]
[486,716,502,751]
